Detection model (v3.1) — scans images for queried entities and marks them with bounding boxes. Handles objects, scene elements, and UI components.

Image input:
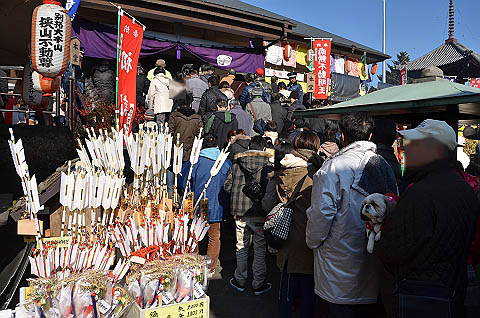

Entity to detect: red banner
[313,40,331,100]
[118,14,144,135]
[470,78,480,88]
[400,67,407,85]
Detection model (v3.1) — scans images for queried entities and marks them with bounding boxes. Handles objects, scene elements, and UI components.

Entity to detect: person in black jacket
[270,93,287,133]
[204,99,238,148]
[375,119,479,318]
[372,118,402,185]
[199,76,227,123]
[136,63,150,108]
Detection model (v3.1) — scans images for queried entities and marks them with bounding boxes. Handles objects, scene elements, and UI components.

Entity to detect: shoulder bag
[263,175,307,249]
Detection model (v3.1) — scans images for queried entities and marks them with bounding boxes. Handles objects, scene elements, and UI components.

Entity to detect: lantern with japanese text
[31,0,71,79]
[283,43,292,60]
[22,61,50,111]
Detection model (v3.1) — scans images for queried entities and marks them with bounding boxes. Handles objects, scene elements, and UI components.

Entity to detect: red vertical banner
[470,78,480,88]
[400,67,407,85]
[313,39,331,100]
[118,14,144,135]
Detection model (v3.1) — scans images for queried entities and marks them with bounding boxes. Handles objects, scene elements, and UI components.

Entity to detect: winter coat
[375,160,478,298]
[276,149,323,275]
[204,111,238,149]
[220,74,235,86]
[229,104,252,136]
[168,108,204,161]
[376,143,402,184]
[92,62,115,104]
[306,141,397,304]
[136,73,150,107]
[223,150,273,217]
[147,68,172,81]
[319,141,339,159]
[270,100,288,133]
[287,82,304,102]
[228,135,250,162]
[180,148,231,223]
[246,97,272,136]
[239,82,270,107]
[186,76,208,113]
[198,86,227,123]
[231,80,246,100]
[287,100,305,121]
[147,73,173,114]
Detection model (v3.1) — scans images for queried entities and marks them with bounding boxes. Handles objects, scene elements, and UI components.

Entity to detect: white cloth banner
[265,68,305,82]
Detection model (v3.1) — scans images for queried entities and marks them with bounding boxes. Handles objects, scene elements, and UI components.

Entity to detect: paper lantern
[31,0,71,79]
[32,71,61,97]
[371,63,378,75]
[283,43,292,60]
[22,61,50,111]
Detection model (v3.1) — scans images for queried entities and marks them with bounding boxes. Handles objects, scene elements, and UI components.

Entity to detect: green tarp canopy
[295,80,480,124]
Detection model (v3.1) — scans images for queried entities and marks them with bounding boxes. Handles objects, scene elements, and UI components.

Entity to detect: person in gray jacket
[306,113,397,317]
[246,86,272,136]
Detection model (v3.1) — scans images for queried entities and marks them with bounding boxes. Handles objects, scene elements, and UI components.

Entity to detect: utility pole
[383,0,386,83]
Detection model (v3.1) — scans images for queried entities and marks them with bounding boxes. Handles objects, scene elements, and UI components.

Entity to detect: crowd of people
[136,61,480,318]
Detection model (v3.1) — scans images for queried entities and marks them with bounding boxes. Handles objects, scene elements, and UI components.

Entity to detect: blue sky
[243,0,480,65]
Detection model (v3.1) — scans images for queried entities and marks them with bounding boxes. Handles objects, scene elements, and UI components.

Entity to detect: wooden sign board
[200,199,208,220]
[70,37,81,66]
[306,72,315,93]
[184,192,194,218]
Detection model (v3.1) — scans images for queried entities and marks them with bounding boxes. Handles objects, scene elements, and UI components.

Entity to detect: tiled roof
[408,41,480,71]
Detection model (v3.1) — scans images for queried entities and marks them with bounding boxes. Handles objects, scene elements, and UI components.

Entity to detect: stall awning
[72,18,265,73]
[295,79,480,119]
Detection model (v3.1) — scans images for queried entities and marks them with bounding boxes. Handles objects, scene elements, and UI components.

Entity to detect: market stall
[9,123,224,318]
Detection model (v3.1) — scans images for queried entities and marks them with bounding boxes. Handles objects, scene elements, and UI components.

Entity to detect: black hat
[290,91,299,100]
[287,72,297,78]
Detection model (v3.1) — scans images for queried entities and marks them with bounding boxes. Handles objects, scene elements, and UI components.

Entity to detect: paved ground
[203,218,281,318]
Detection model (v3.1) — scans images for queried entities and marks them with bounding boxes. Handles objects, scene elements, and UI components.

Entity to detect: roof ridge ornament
[446,0,457,43]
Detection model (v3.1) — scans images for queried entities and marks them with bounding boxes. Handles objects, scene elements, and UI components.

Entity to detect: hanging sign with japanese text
[117,13,144,135]
[313,40,331,100]
[22,60,49,111]
[31,2,71,79]
[70,37,81,66]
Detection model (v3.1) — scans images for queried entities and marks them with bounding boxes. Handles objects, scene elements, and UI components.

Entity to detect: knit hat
[155,59,166,67]
[145,109,155,120]
[255,68,265,76]
[290,91,299,100]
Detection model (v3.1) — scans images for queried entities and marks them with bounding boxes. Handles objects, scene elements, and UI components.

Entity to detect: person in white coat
[147,67,173,126]
[306,113,397,317]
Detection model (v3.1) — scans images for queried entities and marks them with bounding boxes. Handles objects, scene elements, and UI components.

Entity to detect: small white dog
[361,193,397,253]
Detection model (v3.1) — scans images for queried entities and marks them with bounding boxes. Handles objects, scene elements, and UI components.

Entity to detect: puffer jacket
[204,111,238,149]
[223,150,273,217]
[306,141,397,304]
[375,160,478,299]
[168,108,203,161]
[198,85,227,123]
[147,73,173,114]
[276,149,322,275]
[180,147,231,223]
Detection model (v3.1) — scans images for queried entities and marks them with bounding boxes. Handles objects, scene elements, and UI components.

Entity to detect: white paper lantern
[31,1,71,79]
[23,61,50,111]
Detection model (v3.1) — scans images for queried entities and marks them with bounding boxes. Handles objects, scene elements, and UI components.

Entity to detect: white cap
[399,119,457,151]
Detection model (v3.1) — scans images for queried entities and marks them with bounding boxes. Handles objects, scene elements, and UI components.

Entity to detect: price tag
[98,300,111,315]
[193,282,205,299]
[161,291,174,305]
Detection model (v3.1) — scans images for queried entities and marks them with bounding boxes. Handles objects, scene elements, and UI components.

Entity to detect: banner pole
[115,7,121,131]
